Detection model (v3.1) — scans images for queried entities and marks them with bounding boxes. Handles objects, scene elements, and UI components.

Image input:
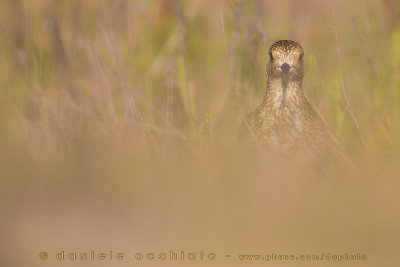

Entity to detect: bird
[239,40,329,165]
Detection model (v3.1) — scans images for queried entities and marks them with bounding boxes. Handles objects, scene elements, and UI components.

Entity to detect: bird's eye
[299,53,304,62]
[269,52,273,62]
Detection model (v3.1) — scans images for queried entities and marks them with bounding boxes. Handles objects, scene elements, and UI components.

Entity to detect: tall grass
[1,1,399,266]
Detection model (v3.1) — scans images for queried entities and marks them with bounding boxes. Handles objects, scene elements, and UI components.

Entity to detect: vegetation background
[1,0,399,266]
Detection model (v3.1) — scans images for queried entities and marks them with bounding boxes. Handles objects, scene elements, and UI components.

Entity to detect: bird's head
[267,40,304,82]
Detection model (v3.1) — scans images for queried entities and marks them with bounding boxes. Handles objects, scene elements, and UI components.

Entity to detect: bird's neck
[262,78,305,110]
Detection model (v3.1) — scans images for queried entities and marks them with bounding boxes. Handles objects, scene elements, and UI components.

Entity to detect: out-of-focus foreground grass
[1,1,400,266]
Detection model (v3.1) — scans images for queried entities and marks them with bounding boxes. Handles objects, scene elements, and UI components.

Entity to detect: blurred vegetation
[0,0,399,195]
[1,1,400,266]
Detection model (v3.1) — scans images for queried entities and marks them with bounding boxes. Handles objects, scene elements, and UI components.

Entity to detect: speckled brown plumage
[239,40,328,161]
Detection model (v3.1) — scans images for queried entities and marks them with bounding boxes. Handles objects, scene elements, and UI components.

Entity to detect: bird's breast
[265,107,306,147]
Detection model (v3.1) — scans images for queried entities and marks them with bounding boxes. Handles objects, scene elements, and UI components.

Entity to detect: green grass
[0,0,399,181]
[1,2,400,266]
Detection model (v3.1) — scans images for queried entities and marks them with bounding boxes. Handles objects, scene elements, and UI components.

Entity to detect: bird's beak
[280,63,290,77]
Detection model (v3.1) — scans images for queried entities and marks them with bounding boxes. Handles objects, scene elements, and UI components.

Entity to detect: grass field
[1,1,400,266]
